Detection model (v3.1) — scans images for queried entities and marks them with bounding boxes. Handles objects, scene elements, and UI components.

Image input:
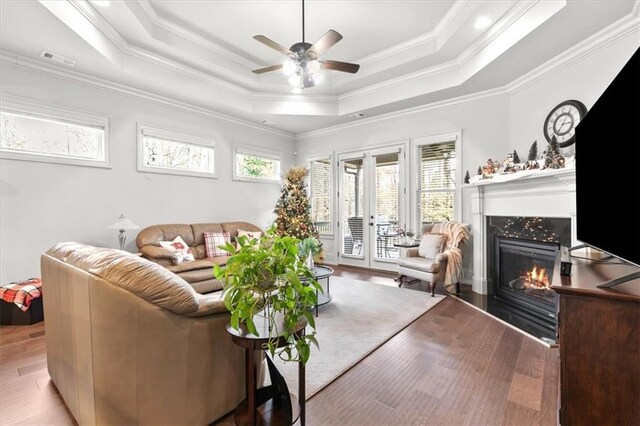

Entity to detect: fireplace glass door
[495,237,559,327]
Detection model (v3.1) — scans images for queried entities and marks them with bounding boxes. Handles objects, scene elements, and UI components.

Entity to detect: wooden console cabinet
[552,257,640,425]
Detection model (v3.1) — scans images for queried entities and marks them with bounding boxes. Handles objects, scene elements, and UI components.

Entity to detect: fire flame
[523,265,550,289]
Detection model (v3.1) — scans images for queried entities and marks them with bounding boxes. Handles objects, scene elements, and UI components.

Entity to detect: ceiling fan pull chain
[302,0,305,43]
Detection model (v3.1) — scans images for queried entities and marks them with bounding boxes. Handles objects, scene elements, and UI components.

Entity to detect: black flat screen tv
[575,46,640,268]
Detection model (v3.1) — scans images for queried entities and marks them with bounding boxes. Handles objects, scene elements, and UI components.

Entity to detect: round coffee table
[311,265,333,317]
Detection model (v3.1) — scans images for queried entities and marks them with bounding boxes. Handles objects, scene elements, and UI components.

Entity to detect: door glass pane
[374,153,400,260]
[341,159,364,257]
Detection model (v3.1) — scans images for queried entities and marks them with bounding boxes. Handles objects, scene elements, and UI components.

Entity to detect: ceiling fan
[252,0,360,93]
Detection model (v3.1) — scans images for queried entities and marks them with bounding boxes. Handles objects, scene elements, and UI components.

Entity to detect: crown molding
[0,50,294,140]
[506,11,640,94]
[134,0,260,69]
[353,0,469,65]
[297,87,509,140]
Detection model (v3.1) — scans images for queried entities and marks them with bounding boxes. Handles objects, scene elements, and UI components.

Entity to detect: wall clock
[543,100,588,147]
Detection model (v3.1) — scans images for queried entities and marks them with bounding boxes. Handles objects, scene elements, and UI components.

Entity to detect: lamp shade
[108,214,139,230]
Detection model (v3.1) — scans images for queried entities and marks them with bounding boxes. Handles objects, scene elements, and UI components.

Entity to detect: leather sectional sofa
[41,242,253,425]
[136,221,262,294]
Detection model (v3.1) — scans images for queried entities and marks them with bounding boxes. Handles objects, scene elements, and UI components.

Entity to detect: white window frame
[137,123,217,179]
[233,145,283,184]
[410,131,462,231]
[307,153,335,236]
[0,95,110,168]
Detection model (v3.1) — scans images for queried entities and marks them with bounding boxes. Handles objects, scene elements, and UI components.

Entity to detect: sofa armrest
[140,245,175,261]
[188,293,228,317]
[435,251,448,263]
[404,247,420,258]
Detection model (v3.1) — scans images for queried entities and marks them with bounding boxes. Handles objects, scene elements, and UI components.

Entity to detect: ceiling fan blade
[253,35,292,55]
[321,60,360,74]
[252,64,284,74]
[307,29,343,58]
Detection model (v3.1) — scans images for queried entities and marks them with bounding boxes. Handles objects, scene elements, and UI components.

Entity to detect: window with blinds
[309,158,333,234]
[418,141,456,224]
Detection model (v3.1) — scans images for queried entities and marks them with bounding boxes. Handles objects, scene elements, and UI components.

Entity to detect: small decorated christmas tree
[547,136,560,158]
[464,170,470,184]
[274,166,319,240]
[513,150,521,164]
[528,141,538,161]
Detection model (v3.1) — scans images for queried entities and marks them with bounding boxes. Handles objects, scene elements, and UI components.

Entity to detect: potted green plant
[214,227,321,364]
[298,237,321,269]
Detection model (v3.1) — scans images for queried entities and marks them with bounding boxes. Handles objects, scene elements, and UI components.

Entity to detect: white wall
[295,28,639,282]
[0,64,294,284]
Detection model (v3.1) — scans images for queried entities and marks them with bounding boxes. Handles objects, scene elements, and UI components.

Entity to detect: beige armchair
[397,221,470,296]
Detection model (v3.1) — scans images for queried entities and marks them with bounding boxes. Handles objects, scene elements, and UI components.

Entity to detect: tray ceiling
[0,0,637,134]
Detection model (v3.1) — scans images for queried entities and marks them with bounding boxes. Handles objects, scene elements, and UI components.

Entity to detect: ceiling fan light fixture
[288,73,302,86]
[302,72,315,88]
[312,73,324,84]
[308,60,321,74]
[282,59,297,76]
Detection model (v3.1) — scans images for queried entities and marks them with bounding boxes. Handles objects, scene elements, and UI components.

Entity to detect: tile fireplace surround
[469,167,577,295]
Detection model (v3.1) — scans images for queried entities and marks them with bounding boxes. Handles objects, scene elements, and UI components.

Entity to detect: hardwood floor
[0,266,558,425]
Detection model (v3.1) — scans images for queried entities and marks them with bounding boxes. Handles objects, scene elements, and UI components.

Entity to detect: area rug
[273,277,445,399]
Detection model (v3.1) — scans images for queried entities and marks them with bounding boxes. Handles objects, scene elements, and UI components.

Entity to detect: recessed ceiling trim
[506,12,640,94]
[134,0,260,69]
[336,0,565,113]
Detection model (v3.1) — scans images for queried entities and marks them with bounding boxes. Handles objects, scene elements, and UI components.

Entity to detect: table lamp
[108,214,139,251]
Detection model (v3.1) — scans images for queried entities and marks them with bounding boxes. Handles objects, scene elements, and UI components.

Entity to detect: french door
[338,145,406,271]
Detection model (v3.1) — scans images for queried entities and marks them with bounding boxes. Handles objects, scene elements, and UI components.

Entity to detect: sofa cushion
[397,256,440,273]
[46,242,199,315]
[166,257,230,274]
[136,224,195,248]
[221,222,262,239]
[190,278,224,295]
[204,232,231,258]
[418,233,446,258]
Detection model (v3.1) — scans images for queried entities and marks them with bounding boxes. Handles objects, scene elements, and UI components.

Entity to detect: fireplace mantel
[468,167,576,294]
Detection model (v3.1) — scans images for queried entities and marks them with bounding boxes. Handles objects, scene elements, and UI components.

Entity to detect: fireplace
[494,237,559,330]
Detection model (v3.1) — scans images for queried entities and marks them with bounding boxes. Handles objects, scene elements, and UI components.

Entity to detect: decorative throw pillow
[159,236,194,264]
[418,233,446,259]
[204,232,231,258]
[236,229,262,247]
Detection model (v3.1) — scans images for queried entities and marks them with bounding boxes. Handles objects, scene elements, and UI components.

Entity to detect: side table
[310,265,333,317]
[226,315,307,426]
[393,242,420,287]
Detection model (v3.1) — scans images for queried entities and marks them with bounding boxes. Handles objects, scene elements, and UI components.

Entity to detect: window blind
[310,159,332,234]
[418,141,456,223]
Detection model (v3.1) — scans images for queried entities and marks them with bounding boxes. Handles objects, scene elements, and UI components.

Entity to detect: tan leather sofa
[41,242,250,425]
[136,221,262,294]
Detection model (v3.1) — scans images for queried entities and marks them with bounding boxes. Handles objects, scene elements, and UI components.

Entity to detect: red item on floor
[0,278,42,312]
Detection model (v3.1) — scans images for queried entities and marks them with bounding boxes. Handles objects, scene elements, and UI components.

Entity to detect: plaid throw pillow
[204,232,231,258]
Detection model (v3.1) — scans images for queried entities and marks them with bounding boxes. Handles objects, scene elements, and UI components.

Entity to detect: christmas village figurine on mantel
[465,136,570,185]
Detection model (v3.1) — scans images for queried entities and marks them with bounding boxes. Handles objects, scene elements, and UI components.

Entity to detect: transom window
[137,124,216,178]
[417,141,456,224]
[308,156,333,234]
[1,106,108,168]
[234,147,282,183]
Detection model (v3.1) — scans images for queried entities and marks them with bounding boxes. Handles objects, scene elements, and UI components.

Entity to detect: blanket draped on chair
[431,221,471,292]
